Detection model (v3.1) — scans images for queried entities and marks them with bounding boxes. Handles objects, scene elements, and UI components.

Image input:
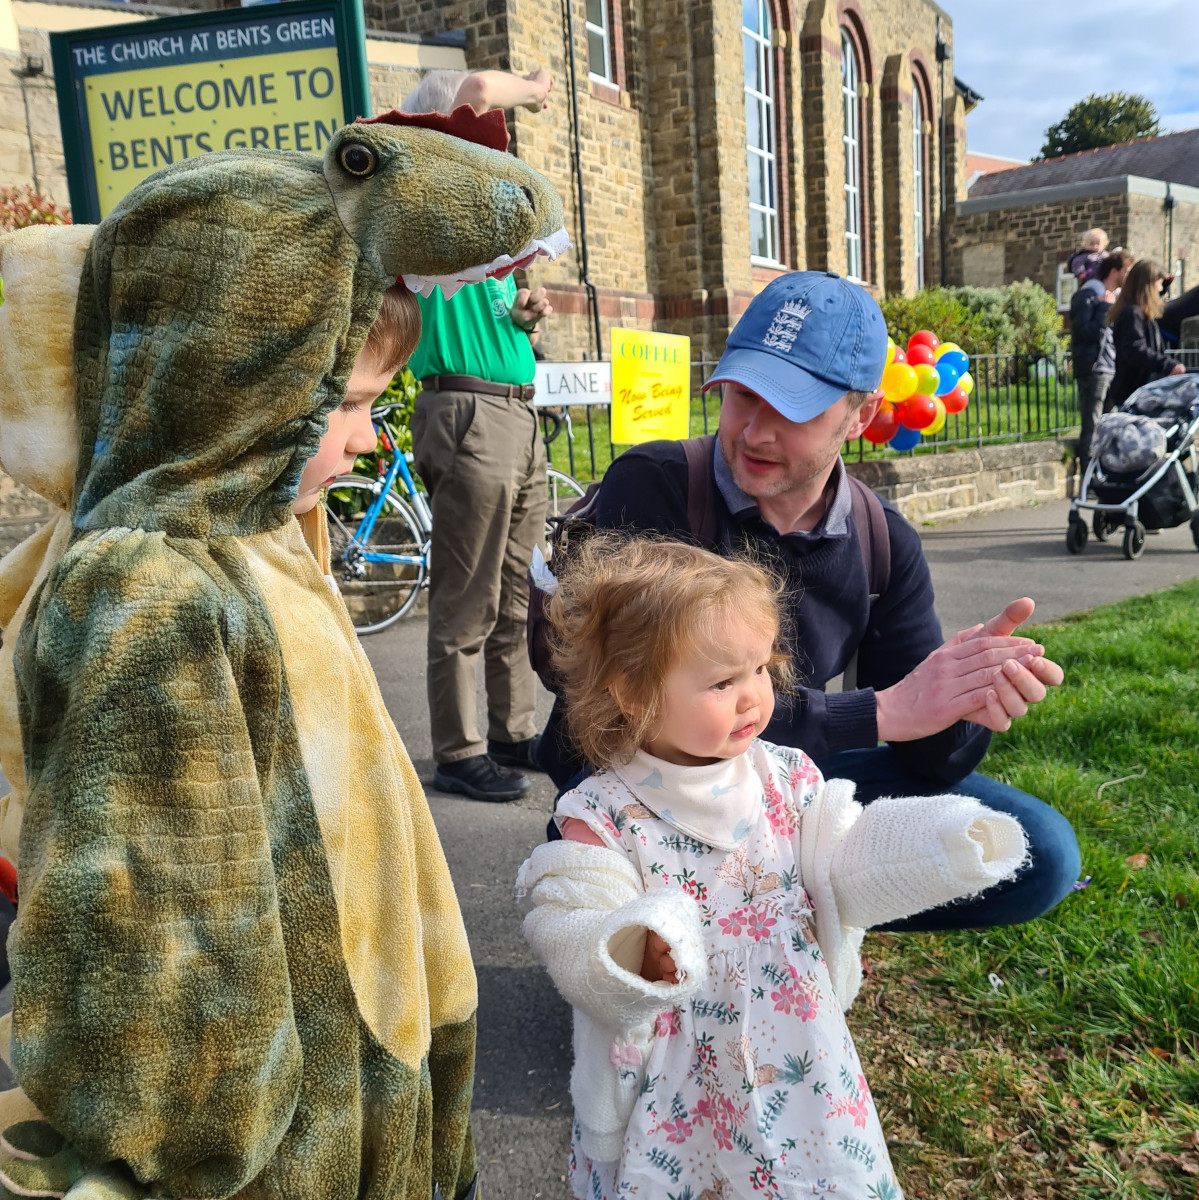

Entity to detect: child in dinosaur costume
[0,106,567,1199]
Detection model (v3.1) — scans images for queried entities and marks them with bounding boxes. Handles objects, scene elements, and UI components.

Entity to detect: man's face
[716,381,880,500]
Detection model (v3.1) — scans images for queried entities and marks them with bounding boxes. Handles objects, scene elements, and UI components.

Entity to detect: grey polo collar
[712,438,851,539]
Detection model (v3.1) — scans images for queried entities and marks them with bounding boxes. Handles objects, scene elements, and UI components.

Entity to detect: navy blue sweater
[539,440,991,788]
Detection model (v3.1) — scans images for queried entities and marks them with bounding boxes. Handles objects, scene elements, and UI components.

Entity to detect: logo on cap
[761,298,813,353]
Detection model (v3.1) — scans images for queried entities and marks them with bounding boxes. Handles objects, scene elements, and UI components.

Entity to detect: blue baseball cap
[705,272,889,422]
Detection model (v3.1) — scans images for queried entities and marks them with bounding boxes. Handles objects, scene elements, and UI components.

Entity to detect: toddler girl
[517,535,1028,1200]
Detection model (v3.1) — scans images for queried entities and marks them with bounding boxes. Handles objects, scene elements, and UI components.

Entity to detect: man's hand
[875,598,1063,741]
[958,598,1063,731]
[641,931,679,984]
[511,286,553,331]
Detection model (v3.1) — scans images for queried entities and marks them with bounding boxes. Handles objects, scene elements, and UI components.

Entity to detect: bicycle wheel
[545,466,586,537]
[324,475,428,634]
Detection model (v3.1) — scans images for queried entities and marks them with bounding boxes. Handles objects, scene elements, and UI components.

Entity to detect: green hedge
[881,280,1064,358]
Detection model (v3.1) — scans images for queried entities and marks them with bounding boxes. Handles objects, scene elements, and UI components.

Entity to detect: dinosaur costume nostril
[339,142,378,178]
[520,186,536,211]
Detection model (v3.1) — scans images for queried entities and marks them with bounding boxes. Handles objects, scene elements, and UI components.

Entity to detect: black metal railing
[539,350,1199,480]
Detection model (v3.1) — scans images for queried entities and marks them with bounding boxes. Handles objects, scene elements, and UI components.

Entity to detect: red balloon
[898,393,938,430]
[941,385,969,414]
[907,330,940,353]
[905,343,937,367]
[890,345,908,365]
[862,402,900,444]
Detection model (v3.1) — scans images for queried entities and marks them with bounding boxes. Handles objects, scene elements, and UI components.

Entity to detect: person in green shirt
[404,68,555,801]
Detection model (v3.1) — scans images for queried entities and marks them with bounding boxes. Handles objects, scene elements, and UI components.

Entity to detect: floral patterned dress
[557,740,902,1200]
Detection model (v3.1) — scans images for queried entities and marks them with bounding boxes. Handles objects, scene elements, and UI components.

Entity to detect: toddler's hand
[641,931,678,984]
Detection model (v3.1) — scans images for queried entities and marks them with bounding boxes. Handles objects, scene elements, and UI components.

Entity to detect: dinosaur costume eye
[339,142,378,178]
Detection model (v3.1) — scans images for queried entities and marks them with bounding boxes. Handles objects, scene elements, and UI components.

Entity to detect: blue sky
[950,0,1199,161]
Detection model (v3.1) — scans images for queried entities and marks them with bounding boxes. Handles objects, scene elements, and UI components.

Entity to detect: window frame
[586,0,613,85]
[840,26,863,282]
[743,0,783,268]
[912,77,925,289]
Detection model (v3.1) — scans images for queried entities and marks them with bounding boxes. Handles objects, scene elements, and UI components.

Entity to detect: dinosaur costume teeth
[402,226,572,298]
[0,116,566,1200]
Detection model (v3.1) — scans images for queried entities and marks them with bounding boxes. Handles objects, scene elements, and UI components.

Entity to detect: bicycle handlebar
[371,402,402,419]
[540,408,566,446]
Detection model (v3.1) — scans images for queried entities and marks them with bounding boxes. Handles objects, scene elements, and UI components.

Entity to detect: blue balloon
[935,360,961,395]
[939,349,970,375]
[888,424,922,451]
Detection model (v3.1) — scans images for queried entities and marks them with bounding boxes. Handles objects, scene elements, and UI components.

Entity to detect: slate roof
[968,127,1199,198]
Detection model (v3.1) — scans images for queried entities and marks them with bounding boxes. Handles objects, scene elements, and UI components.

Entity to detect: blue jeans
[814,746,1081,932]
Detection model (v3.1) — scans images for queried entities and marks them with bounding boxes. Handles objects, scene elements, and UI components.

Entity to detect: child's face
[292,353,395,515]
[643,617,777,766]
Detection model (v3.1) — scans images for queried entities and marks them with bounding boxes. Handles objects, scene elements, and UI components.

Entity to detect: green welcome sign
[51,0,371,222]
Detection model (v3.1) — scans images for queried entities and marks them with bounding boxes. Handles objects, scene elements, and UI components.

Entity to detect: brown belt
[421,374,535,402]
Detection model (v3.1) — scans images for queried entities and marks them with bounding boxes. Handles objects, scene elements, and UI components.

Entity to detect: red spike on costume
[357,105,510,153]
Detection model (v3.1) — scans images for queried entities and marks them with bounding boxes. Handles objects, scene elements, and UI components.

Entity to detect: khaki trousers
[411,386,547,763]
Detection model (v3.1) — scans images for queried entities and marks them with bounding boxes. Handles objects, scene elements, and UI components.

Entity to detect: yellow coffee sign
[610,328,691,444]
[52,1,370,222]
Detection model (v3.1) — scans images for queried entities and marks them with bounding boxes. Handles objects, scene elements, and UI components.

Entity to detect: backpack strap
[841,474,892,693]
[847,473,891,602]
[681,434,718,547]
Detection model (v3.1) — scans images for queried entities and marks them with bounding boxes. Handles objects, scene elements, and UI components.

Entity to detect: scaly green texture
[6,123,562,1199]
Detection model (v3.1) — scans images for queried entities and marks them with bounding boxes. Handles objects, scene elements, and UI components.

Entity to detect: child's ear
[608,675,643,719]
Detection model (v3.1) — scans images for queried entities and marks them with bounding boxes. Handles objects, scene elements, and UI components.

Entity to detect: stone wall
[4,0,967,363]
[846,439,1071,524]
[949,176,1199,297]
[375,0,963,361]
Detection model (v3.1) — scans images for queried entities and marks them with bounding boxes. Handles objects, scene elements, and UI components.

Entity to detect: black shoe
[487,735,542,771]
[433,754,531,802]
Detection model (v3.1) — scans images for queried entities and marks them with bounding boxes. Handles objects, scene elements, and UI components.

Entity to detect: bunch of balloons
[863,330,974,451]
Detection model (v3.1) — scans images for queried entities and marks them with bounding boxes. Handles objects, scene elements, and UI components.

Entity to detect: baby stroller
[1067,373,1199,560]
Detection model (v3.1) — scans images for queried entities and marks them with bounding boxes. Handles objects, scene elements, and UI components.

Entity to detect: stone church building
[373,0,972,359]
[2,0,972,361]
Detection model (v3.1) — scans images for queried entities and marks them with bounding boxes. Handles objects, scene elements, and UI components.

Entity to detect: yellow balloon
[881,362,918,405]
[957,370,975,396]
[923,396,947,435]
[886,338,897,368]
[913,363,941,395]
[934,342,963,361]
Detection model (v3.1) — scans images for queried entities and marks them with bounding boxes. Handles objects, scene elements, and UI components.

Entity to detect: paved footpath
[0,498,1195,1196]
[358,495,1199,1200]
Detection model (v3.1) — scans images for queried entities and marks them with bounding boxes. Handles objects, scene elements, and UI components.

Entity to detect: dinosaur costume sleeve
[14,532,302,1193]
[0,111,567,1200]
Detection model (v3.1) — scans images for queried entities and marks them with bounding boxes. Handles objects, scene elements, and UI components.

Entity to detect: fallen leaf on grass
[1175,893,1188,909]
[1148,1046,1171,1060]
[1138,929,1163,944]
[1124,853,1149,870]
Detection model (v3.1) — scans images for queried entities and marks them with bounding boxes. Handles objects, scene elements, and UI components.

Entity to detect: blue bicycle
[325,402,584,634]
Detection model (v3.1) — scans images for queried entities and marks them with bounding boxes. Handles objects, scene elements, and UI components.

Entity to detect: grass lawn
[848,580,1199,1199]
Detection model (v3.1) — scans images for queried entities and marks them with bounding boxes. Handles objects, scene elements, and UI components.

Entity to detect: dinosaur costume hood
[0,112,566,1200]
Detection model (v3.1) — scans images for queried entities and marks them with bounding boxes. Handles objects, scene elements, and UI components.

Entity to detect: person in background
[1107,259,1185,411]
[1067,227,1109,283]
[402,69,556,802]
[1070,249,1132,472]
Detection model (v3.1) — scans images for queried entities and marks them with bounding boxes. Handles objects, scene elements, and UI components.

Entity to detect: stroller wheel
[1092,511,1115,542]
[1191,514,1199,552]
[1123,521,1146,561]
[1066,516,1088,555]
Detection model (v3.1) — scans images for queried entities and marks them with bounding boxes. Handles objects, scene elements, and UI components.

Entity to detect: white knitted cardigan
[516,777,1027,1162]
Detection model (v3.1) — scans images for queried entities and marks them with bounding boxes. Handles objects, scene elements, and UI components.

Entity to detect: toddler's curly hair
[546,533,792,769]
